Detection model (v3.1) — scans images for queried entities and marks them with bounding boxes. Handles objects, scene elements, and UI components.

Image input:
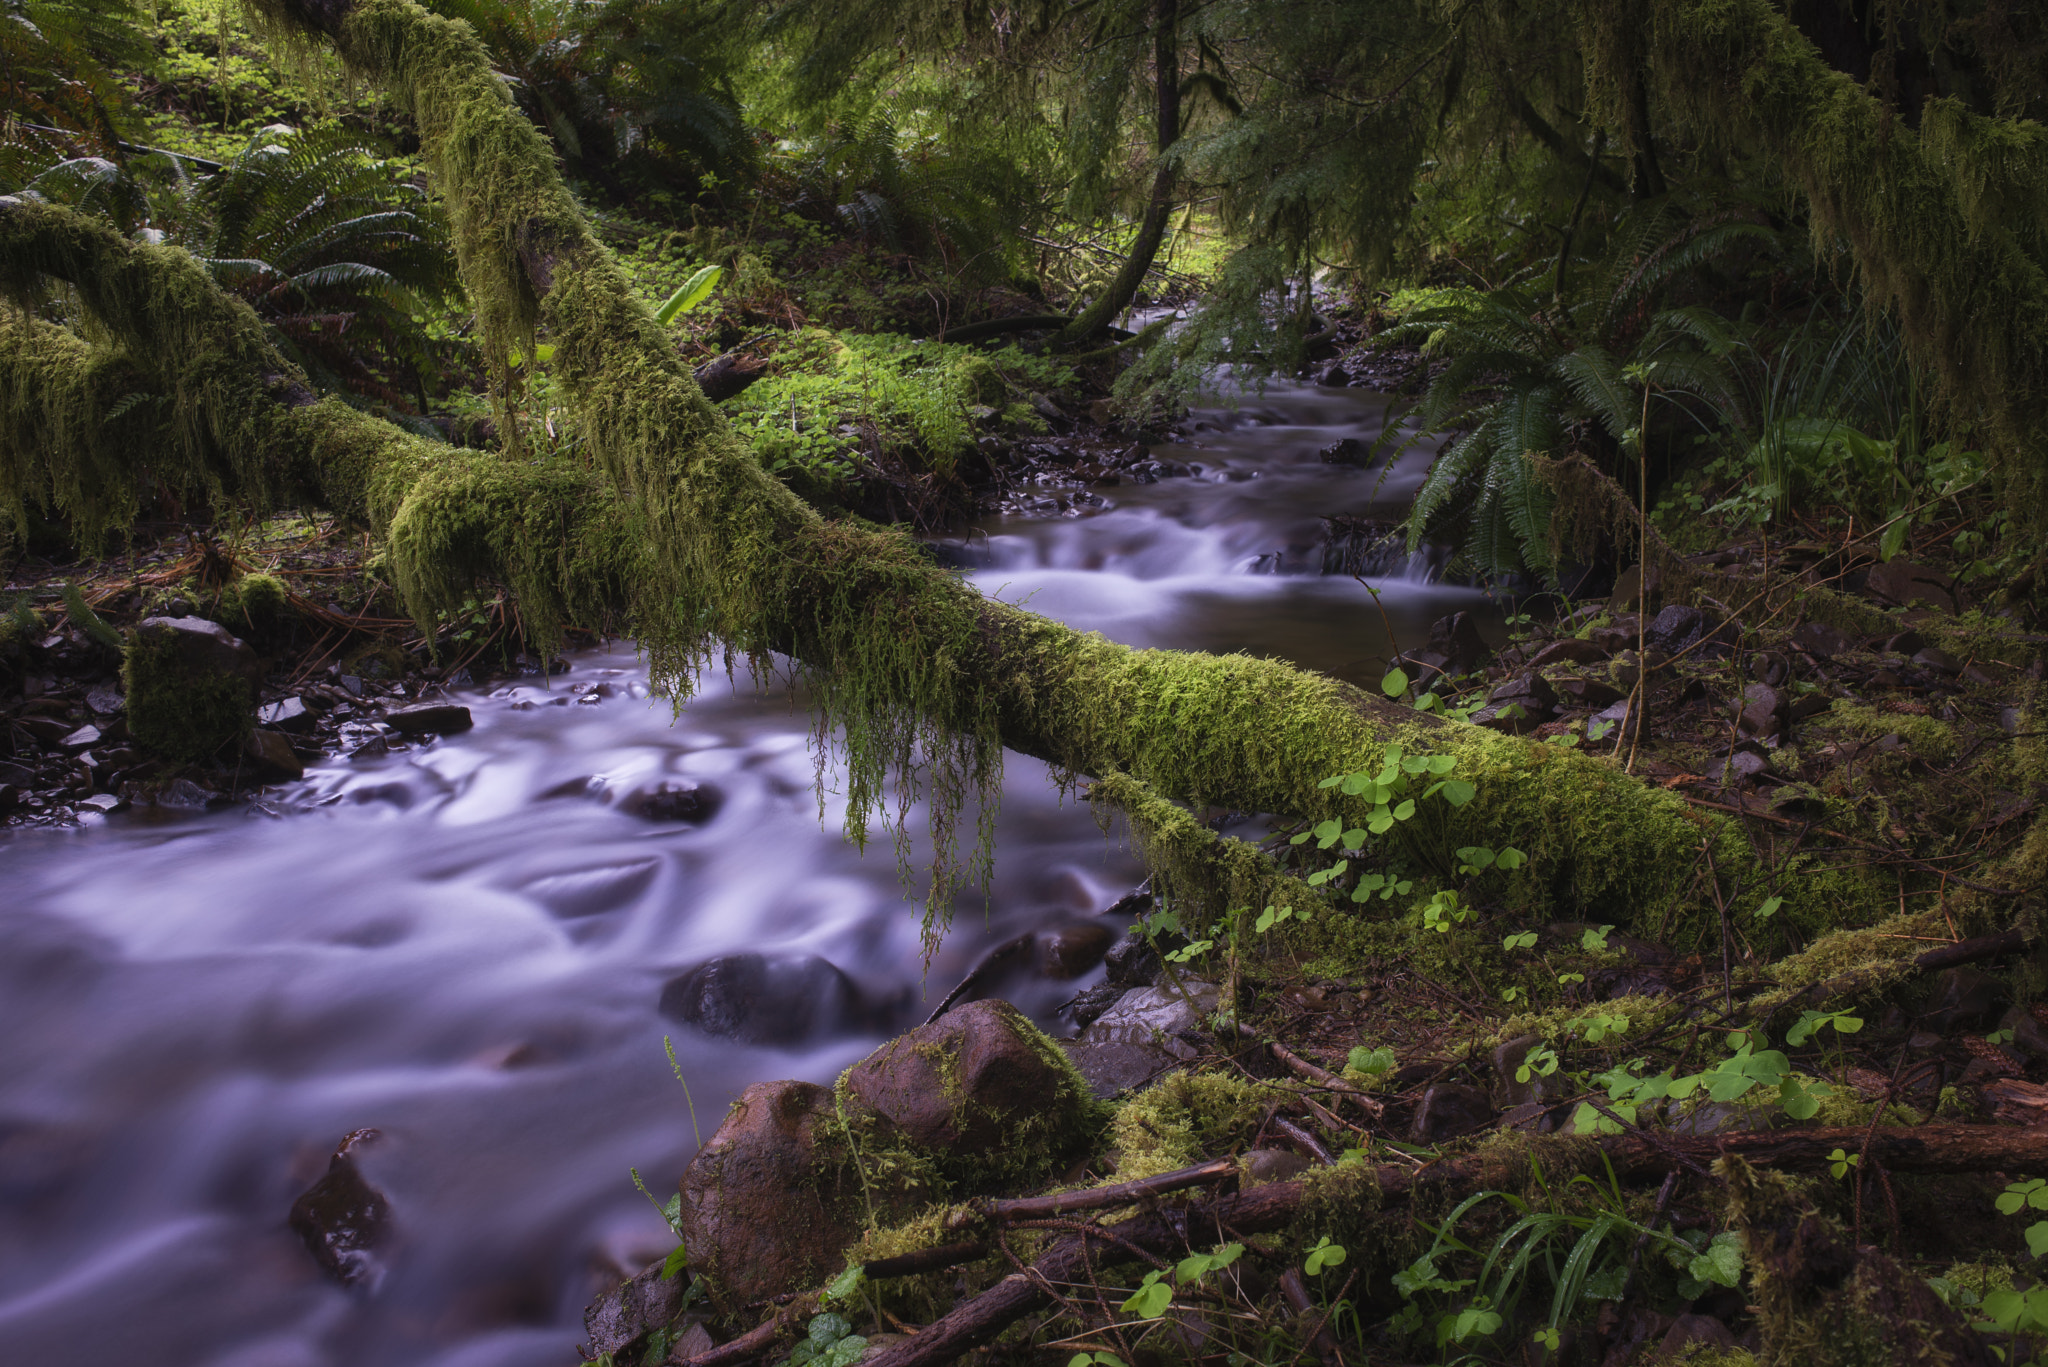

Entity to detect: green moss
[218,572,289,639]
[122,631,252,761]
[1107,1070,1283,1180]
[1814,700,1961,764]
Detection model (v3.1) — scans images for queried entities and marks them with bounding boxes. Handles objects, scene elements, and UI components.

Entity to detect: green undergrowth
[722,328,1071,486]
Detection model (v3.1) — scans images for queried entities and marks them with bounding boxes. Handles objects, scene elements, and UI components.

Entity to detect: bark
[1050,0,1182,348]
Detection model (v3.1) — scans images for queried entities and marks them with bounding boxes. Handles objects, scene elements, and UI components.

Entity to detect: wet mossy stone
[122,616,262,761]
[843,998,1096,1184]
[658,953,862,1046]
[675,1079,862,1312]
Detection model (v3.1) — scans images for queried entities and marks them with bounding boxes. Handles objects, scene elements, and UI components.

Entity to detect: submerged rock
[619,780,722,824]
[384,703,473,736]
[658,953,861,1046]
[287,1128,391,1288]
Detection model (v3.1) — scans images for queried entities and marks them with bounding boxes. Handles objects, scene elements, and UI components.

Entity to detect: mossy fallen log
[4,0,2016,958]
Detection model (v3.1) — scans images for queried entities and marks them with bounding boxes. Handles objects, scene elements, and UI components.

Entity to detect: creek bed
[0,382,1494,1367]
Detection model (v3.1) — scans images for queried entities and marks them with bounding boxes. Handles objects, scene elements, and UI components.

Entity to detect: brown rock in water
[287,1128,391,1288]
[844,998,1090,1158]
[675,1080,861,1311]
[582,1256,699,1362]
[242,728,305,780]
[1037,921,1115,978]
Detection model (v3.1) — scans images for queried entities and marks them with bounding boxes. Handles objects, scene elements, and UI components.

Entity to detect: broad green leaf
[1441,779,1477,806]
[654,263,724,325]
[1381,667,1410,697]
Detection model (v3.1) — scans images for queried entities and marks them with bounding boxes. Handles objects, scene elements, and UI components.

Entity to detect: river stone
[287,1128,391,1288]
[1062,981,1220,1097]
[1492,1034,1560,1108]
[1794,621,1855,659]
[1038,920,1115,978]
[619,780,723,824]
[844,998,1090,1157]
[1864,560,1966,613]
[1922,967,2009,1032]
[583,1256,698,1361]
[241,728,304,780]
[658,953,860,1046]
[1409,1083,1496,1143]
[1103,928,1164,986]
[1427,611,1491,677]
[258,697,314,733]
[1528,637,1609,669]
[384,703,473,735]
[675,1080,861,1310]
[1243,1148,1311,1184]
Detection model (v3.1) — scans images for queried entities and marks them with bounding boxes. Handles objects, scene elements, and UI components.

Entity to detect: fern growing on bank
[1387,205,1768,583]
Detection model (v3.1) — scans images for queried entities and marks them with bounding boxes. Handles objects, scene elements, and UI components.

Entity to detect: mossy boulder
[675,1079,862,1313]
[122,616,263,761]
[842,998,1098,1187]
[218,572,290,642]
[674,1001,1098,1311]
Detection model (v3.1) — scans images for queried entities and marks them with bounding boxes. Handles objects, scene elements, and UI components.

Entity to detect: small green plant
[1997,1178,2048,1259]
[1502,930,1538,951]
[1066,1354,1128,1367]
[653,263,723,325]
[1516,1044,1560,1084]
[1121,1242,1243,1320]
[1343,1045,1396,1082]
[1828,1147,1860,1180]
[1304,1236,1348,1275]
[1579,924,1614,953]
[771,1312,866,1367]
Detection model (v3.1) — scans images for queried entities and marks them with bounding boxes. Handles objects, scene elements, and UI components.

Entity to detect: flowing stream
[0,382,1493,1367]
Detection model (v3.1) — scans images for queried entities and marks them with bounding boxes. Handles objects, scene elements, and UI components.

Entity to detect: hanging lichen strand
[6,0,1922,955]
[1581,0,2048,537]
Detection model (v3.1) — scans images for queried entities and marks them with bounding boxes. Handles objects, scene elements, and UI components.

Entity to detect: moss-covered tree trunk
[5,0,2020,966]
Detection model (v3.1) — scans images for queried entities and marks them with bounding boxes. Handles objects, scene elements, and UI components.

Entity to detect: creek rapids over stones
[0,383,1486,1367]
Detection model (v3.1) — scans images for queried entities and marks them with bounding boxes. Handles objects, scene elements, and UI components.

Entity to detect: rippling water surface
[0,382,1495,1366]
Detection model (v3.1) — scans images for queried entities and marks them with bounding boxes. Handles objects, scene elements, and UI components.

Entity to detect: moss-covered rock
[122,615,262,761]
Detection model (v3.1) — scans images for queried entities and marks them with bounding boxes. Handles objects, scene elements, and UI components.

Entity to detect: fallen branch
[854,1125,2048,1366]
[948,1158,1238,1229]
[1264,1037,1385,1120]
[1775,923,2034,1015]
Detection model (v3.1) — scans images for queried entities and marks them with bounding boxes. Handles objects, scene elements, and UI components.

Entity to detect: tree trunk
[1050,0,1182,348]
[0,0,1951,961]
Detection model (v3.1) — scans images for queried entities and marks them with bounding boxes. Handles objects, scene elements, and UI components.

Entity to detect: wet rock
[1998,1005,2048,1065]
[58,723,100,750]
[1426,611,1492,678]
[520,858,661,918]
[1921,967,2009,1033]
[241,728,305,781]
[258,697,314,733]
[676,1080,861,1310]
[1063,980,1221,1097]
[1061,982,1127,1033]
[1726,748,1770,781]
[1492,1035,1559,1108]
[1912,647,1961,676]
[1243,1148,1311,1184]
[582,1256,698,1362]
[1409,1083,1496,1143]
[845,998,1091,1156]
[1528,637,1610,669]
[1864,560,1966,613]
[85,684,124,715]
[1660,1313,1737,1355]
[1737,683,1784,742]
[1317,437,1373,466]
[1794,621,1855,659]
[384,703,473,735]
[136,777,216,810]
[1104,928,1165,986]
[287,1128,391,1288]
[1643,605,1732,657]
[1038,920,1115,978]
[658,953,860,1046]
[1473,672,1555,733]
[1610,562,1662,611]
[619,780,722,824]
[1554,676,1625,709]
